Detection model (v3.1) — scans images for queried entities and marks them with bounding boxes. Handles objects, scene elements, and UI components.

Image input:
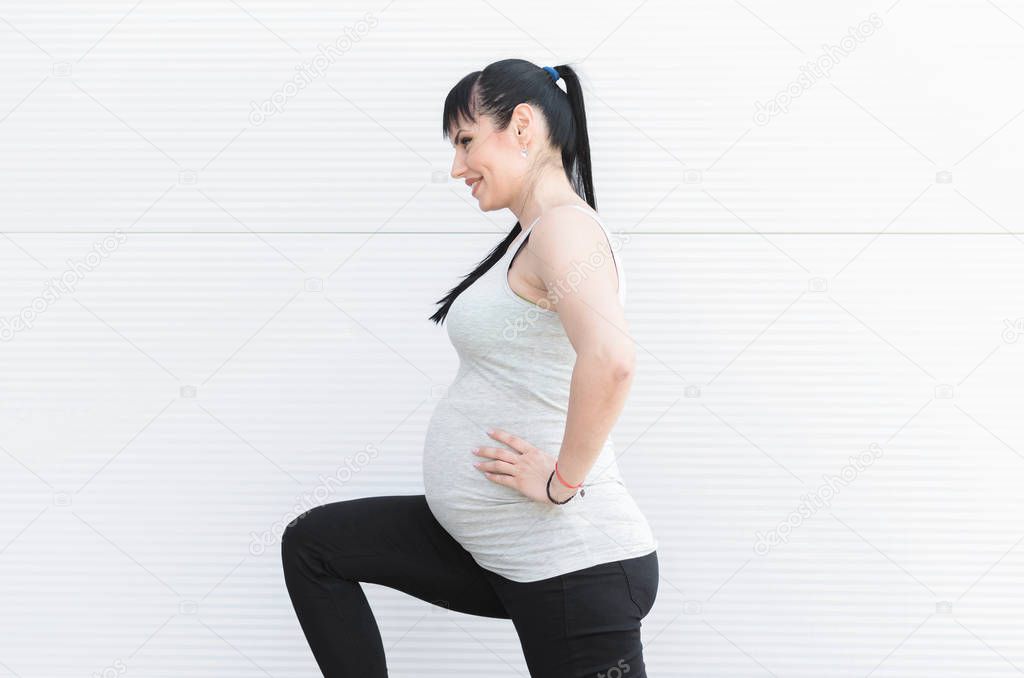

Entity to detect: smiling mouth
[471,179,483,196]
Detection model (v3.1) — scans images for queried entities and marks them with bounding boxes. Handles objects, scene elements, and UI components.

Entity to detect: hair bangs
[442,71,481,143]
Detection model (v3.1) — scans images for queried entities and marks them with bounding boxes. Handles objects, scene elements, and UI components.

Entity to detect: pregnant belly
[421,399,544,507]
[420,398,623,541]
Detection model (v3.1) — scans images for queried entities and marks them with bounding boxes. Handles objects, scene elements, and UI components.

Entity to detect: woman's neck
[513,165,589,228]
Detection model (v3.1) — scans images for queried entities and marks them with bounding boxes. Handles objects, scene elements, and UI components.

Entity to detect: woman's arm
[557,350,635,486]
[525,206,636,487]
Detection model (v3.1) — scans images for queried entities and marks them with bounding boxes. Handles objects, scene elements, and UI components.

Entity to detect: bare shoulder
[528,203,609,260]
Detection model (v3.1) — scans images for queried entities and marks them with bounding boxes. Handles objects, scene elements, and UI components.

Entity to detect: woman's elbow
[598,348,630,385]
[580,344,635,381]
[610,349,636,382]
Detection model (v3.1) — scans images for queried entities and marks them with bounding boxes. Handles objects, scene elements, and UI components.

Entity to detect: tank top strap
[563,205,618,246]
[512,214,543,251]
[564,203,601,221]
[511,205,626,303]
[519,205,614,245]
[563,205,626,302]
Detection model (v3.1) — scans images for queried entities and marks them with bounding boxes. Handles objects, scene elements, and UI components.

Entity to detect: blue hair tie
[542,65,560,83]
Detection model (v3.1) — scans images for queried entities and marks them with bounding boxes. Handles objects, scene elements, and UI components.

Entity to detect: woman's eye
[460,138,471,147]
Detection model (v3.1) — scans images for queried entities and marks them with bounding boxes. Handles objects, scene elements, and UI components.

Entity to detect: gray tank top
[422,204,658,582]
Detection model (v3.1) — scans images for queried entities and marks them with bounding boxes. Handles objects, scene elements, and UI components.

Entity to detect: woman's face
[449,114,521,211]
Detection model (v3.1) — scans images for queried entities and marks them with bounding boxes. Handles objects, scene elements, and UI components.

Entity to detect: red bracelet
[554,461,583,489]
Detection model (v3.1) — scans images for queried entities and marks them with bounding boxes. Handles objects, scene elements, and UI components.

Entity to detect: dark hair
[428,58,595,325]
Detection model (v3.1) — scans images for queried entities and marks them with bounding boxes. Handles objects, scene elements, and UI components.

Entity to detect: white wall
[1,1,1022,676]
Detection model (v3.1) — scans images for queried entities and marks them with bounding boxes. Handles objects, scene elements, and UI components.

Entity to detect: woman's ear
[510,102,535,142]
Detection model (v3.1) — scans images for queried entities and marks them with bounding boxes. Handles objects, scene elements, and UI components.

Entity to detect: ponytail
[550,65,596,211]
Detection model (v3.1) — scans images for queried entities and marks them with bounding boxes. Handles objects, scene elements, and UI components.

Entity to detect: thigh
[283,494,509,619]
[485,553,656,678]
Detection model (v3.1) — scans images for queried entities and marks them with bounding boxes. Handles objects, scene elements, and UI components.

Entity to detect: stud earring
[520,147,528,158]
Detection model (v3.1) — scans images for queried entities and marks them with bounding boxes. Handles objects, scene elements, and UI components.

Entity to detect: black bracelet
[547,470,582,504]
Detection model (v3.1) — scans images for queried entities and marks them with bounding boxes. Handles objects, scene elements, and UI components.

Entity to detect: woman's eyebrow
[452,128,465,146]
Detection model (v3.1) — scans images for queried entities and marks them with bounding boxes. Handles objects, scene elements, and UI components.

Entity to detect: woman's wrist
[546,470,582,504]
[554,460,585,490]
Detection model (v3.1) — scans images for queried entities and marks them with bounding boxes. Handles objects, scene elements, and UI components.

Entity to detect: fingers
[473,446,519,463]
[474,459,515,475]
[487,428,532,454]
[480,470,514,487]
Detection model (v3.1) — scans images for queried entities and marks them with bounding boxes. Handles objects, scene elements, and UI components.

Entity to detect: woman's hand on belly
[471,428,578,504]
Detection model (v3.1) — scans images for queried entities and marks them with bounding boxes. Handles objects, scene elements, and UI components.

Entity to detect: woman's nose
[450,154,467,179]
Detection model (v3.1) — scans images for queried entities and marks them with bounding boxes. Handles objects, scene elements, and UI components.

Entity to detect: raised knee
[280,507,319,562]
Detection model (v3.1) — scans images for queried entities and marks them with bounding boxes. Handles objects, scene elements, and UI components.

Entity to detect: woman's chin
[474,190,501,211]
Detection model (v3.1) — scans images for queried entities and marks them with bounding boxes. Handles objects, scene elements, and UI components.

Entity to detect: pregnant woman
[282,58,659,678]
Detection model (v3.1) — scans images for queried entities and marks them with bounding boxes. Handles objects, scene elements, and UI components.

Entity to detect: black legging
[281,494,659,677]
